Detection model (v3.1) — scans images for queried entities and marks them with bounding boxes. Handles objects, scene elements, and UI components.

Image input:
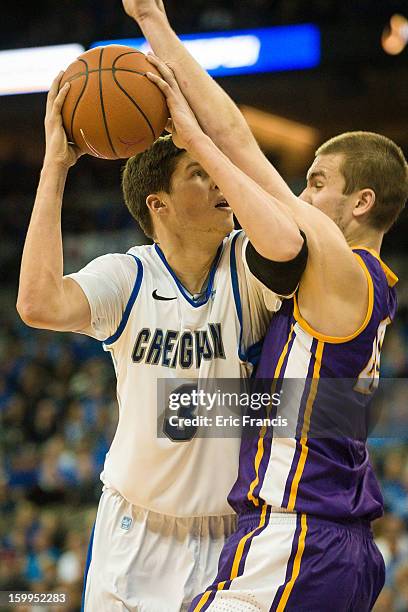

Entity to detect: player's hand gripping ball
[59,45,169,159]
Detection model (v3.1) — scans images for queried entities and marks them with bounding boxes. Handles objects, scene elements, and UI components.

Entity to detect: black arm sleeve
[245,231,308,296]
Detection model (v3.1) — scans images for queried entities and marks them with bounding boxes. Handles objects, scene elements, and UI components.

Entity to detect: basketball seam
[99,47,118,158]
[65,68,147,80]
[112,50,146,65]
[70,59,89,144]
[113,52,160,140]
[112,72,157,142]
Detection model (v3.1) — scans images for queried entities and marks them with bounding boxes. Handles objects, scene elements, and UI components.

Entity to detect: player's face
[164,153,234,237]
[299,154,356,234]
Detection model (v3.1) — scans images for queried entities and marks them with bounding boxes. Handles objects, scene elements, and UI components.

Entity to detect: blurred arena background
[0,1,407,610]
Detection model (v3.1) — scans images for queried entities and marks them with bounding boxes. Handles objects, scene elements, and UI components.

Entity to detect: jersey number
[354,319,389,395]
[163,383,198,442]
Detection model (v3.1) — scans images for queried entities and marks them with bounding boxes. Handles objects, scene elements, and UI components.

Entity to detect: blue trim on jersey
[81,521,95,611]
[230,231,243,325]
[103,255,143,346]
[230,231,247,361]
[154,242,223,308]
[230,231,263,367]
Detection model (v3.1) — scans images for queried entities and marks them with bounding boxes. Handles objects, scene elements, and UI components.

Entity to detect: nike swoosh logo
[152,289,177,301]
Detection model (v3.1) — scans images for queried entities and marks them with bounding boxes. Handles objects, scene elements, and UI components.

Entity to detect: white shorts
[82,487,237,612]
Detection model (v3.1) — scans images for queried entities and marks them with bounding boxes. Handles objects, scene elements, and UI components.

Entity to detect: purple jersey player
[193,248,398,611]
[183,138,404,612]
[122,2,407,610]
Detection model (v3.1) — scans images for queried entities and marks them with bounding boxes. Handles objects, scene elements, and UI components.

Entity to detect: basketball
[59,45,169,159]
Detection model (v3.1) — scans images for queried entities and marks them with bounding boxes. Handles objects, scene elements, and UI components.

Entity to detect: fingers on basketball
[59,45,169,159]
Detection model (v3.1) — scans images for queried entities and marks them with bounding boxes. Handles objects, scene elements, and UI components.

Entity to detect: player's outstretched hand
[43,72,84,170]
[145,53,202,151]
[122,0,165,22]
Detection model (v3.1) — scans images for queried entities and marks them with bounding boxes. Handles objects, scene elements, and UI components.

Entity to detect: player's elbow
[283,230,306,261]
[16,298,53,329]
[17,301,41,328]
[256,228,305,263]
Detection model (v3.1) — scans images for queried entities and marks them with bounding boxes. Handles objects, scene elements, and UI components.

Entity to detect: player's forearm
[17,163,67,325]
[138,11,297,206]
[189,135,303,260]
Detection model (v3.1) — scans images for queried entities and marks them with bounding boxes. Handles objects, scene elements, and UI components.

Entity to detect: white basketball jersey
[68,231,279,516]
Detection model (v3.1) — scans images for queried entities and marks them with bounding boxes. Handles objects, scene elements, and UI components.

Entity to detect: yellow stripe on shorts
[230,501,268,580]
[276,513,308,611]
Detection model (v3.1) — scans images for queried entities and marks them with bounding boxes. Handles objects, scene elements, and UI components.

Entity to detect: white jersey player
[17,73,307,611]
[69,229,279,610]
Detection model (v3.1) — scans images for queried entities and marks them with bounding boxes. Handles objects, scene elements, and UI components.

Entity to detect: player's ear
[146,194,167,217]
[353,188,376,219]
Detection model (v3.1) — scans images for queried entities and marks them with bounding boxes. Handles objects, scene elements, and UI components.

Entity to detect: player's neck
[347,226,383,254]
[157,236,221,294]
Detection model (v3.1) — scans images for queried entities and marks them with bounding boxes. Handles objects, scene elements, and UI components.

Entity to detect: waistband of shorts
[102,485,237,522]
[238,507,373,535]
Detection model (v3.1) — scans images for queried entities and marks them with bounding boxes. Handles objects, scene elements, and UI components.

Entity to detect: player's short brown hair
[316,131,408,232]
[122,135,185,239]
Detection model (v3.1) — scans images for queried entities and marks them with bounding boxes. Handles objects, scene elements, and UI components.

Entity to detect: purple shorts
[190,509,385,611]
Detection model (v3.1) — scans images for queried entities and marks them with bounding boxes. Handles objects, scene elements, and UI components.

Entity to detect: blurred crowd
[3,0,408,50]
[0,324,117,610]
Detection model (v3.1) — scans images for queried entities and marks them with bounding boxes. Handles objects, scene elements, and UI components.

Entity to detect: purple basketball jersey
[228,248,398,521]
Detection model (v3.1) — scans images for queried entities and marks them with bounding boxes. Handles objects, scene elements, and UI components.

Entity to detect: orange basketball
[60,45,169,159]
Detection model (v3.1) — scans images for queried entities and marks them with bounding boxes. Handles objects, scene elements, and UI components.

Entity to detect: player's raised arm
[16,73,90,332]
[121,3,357,240]
[122,0,295,205]
[146,60,304,263]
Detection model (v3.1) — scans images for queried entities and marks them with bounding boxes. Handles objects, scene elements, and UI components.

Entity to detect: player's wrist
[186,132,215,159]
[41,158,70,178]
[134,6,167,26]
